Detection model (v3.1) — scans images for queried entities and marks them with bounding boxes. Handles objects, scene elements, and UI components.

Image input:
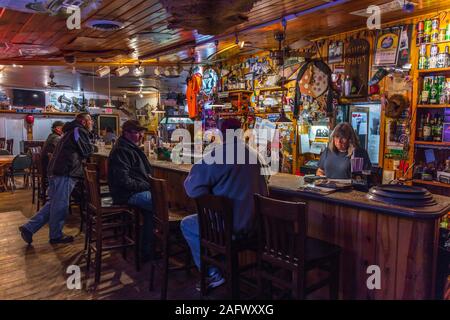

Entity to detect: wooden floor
[0,181,225,300]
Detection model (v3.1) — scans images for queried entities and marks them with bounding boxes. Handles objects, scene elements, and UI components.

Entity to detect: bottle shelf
[414,141,450,147]
[412,179,450,188]
[418,67,450,75]
[416,40,450,46]
[417,104,450,108]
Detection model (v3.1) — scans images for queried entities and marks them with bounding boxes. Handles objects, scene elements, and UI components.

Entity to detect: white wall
[0,113,74,154]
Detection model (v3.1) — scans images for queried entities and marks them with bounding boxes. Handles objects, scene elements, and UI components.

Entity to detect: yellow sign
[374,32,400,66]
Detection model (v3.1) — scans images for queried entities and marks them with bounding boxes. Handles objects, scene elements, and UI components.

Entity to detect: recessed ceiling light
[86,20,124,31]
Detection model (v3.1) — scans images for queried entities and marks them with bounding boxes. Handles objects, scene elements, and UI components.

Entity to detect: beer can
[419,43,427,56]
[417,20,425,33]
[432,30,439,42]
[424,33,431,43]
[431,44,439,56]
[417,32,424,45]
[424,19,432,33]
[439,28,446,42]
[432,18,440,31]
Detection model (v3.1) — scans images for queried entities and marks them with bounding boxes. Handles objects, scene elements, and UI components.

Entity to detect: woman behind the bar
[316,122,371,179]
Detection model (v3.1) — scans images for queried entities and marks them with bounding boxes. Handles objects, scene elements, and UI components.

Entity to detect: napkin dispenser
[351,172,370,192]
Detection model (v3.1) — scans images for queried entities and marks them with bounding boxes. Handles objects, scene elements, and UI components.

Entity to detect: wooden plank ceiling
[0,0,449,66]
[0,0,450,94]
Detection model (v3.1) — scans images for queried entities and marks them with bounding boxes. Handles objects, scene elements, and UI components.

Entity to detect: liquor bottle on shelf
[421,77,431,104]
[429,77,440,104]
[435,115,443,142]
[423,113,432,141]
[417,113,424,140]
[419,44,428,70]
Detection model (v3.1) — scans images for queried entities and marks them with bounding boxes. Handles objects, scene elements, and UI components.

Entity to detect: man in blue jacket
[181,118,269,290]
[19,113,94,244]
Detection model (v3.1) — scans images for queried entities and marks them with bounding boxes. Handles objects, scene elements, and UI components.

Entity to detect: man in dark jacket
[108,120,153,261]
[19,113,94,245]
[41,120,65,189]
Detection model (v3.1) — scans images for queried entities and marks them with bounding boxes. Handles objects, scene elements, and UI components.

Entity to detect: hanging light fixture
[115,66,130,77]
[96,66,110,77]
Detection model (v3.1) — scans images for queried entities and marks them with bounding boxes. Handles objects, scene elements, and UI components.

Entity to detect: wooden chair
[0,149,10,155]
[84,166,141,287]
[148,175,192,299]
[6,139,13,155]
[6,154,32,191]
[254,194,341,299]
[0,138,5,150]
[195,194,257,299]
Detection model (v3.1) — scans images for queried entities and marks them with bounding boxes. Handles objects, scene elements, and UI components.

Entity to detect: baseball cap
[122,120,147,132]
[52,121,65,129]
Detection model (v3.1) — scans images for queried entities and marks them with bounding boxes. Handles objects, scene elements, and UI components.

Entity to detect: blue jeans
[180,214,219,277]
[128,191,153,257]
[24,176,77,240]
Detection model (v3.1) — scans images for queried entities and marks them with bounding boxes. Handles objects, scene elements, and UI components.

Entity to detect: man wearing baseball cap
[41,120,65,190]
[108,120,154,261]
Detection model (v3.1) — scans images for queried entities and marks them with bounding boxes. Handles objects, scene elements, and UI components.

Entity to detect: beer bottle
[423,113,432,141]
[417,114,424,140]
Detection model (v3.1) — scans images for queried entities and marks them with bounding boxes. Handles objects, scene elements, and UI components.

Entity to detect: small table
[0,155,14,191]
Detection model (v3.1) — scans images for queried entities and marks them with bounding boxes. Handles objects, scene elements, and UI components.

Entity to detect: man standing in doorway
[19,113,94,244]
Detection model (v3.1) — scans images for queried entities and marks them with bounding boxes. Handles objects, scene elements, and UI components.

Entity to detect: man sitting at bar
[108,120,153,261]
[41,120,65,190]
[181,118,269,290]
[19,113,94,244]
[316,122,371,179]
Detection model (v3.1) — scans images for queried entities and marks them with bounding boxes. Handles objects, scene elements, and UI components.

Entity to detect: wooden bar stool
[148,176,192,299]
[195,194,257,299]
[84,167,141,287]
[254,194,341,300]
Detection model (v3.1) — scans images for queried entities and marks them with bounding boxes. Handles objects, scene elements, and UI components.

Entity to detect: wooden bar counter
[93,153,450,299]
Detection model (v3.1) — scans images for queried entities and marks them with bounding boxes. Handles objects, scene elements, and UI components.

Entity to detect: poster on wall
[374,29,401,66]
[328,41,344,64]
[344,39,370,97]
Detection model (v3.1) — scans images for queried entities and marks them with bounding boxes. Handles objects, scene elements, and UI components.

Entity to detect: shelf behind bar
[412,179,450,188]
[417,104,450,108]
[414,141,450,147]
[418,67,450,74]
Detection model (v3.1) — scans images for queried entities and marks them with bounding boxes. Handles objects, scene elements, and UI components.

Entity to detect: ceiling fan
[42,71,73,90]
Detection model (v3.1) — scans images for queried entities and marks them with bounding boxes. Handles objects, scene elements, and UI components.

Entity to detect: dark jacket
[48,120,93,179]
[41,131,62,182]
[108,136,152,204]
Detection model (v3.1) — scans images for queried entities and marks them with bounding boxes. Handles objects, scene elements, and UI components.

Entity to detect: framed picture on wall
[97,114,119,138]
[328,41,344,64]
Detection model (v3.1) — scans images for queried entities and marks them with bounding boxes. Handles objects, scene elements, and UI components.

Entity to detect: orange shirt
[186,73,202,118]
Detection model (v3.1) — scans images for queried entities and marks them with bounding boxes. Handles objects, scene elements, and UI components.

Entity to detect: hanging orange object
[186,73,202,118]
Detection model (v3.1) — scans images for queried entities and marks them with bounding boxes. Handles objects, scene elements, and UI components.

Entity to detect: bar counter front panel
[93,153,450,299]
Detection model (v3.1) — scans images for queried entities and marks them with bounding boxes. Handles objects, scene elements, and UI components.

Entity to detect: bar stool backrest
[254,194,307,268]
[148,175,170,237]
[84,167,102,211]
[195,194,234,252]
[0,149,10,155]
[0,138,5,149]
